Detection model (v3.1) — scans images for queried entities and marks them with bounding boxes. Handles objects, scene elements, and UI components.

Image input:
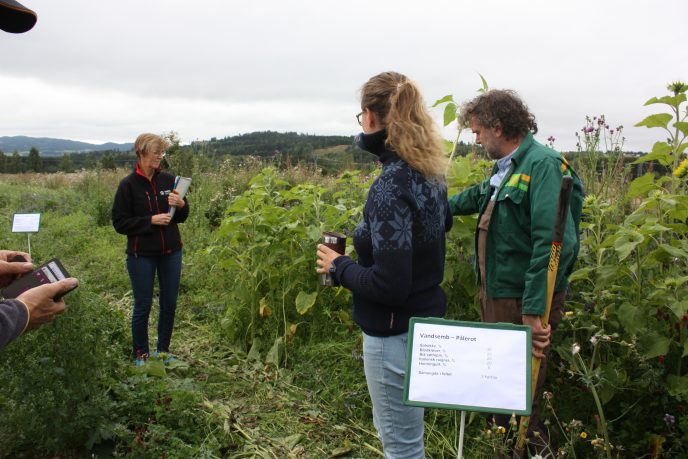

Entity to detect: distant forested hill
[0,136,133,156]
[194,131,355,157]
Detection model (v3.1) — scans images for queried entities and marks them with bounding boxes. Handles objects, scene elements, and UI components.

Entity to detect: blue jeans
[363,332,425,459]
[126,250,182,356]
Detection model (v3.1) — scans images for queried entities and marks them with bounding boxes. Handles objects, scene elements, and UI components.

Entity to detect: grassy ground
[0,170,406,458]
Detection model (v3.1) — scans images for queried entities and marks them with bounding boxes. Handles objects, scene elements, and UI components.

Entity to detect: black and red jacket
[112,165,189,256]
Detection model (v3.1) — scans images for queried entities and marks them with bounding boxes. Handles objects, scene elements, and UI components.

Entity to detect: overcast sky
[1,0,686,151]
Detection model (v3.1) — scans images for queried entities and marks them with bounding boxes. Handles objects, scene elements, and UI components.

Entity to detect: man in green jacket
[450,89,583,456]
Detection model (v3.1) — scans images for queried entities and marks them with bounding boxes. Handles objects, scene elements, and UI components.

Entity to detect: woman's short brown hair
[134,133,169,159]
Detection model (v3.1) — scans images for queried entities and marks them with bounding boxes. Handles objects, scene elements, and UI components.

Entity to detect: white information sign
[405,318,531,415]
[11,213,41,233]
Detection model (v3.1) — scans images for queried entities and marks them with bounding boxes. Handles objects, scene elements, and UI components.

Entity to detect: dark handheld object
[320,232,346,286]
[552,176,574,244]
[0,0,37,33]
[1,258,76,300]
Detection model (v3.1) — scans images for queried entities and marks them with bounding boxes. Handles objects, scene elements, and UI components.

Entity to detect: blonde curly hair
[360,71,447,181]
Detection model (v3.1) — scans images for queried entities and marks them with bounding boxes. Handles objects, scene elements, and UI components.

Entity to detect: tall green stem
[577,354,613,459]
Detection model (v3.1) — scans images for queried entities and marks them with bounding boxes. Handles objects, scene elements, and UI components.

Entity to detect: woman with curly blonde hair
[317,71,452,457]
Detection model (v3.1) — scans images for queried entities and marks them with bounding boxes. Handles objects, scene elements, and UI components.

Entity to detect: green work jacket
[449,133,583,315]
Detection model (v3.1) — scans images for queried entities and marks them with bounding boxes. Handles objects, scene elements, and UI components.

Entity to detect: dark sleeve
[0,299,29,349]
[172,197,189,223]
[112,180,153,236]
[332,174,414,306]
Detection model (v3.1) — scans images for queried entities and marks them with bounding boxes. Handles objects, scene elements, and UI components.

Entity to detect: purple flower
[586,127,595,133]
[547,136,556,142]
[610,130,614,134]
[664,413,675,426]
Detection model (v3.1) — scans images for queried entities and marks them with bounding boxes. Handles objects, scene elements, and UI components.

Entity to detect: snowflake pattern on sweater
[355,160,447,252]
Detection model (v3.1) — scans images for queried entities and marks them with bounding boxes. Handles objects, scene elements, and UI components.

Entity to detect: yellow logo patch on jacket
[506,173,531,192]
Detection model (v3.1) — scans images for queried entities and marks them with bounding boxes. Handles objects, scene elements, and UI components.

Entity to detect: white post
[457,410,466,459]
[27,233,32,259]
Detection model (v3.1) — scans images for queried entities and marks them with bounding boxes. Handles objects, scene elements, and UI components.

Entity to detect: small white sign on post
[11,213,41,258]
[405,318,531,415]
[12,213,41,233]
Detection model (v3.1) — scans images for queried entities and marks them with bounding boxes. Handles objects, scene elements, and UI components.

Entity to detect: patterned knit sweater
[332,129,453,336]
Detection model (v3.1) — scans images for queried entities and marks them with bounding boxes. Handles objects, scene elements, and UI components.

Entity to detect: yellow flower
[674,158,688,178]
[580,431,588,439]
[565,311,574,318]
[498,426,506,434]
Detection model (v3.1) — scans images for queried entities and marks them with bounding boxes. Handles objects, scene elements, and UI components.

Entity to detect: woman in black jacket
[316,72,452,458]
[112,133,189,365]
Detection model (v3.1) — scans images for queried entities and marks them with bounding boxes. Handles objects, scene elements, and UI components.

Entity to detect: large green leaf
[146,360,167,377]
[683,340,688,358]
[266,336,284,367]
[614,230,644,261]
[631,142,673,166]
[638,332,671,359]
[667,299,688,321]
[674,121,688,137]
[248,338,262,361]
[659,244,688,259]
[443,102,457,127]
[432,94,454,107]
[635,113,673,129]
[569,266,594,283]
[616,302,643,335]
[626,173,658,199]
[643,94,687,107]
[667,375,688,400]
[599,363,627,405]
[295,290,318,315]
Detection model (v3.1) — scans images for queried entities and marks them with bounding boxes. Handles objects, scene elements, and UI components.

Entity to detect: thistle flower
[673,157,688,178]
[571,343,581,355]
[664,413,676,425]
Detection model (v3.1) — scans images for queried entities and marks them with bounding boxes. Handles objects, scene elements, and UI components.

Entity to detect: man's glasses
[152,151,166,158]
[356,111,363,126]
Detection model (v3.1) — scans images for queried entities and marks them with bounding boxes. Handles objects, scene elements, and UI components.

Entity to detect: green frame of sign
[403,317,532,415]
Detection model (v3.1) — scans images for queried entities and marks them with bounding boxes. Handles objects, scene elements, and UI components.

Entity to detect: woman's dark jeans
[126,250,182,357]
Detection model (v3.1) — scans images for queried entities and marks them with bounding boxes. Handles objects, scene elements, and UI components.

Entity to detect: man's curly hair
[459,89,537,140]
